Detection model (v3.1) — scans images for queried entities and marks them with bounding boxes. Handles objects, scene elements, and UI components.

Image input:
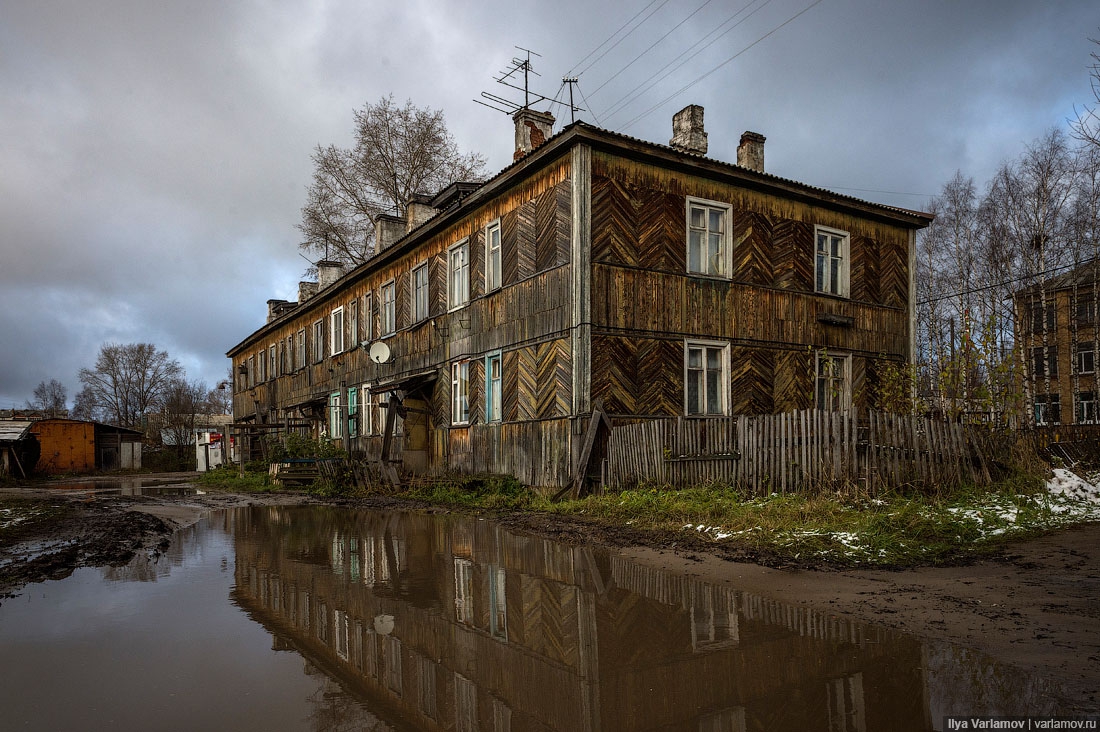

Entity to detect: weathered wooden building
[1014,258,1100,425]
[228,106,931,488]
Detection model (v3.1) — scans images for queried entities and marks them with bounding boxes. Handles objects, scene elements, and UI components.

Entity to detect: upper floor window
[485,352,502,423]
[257,349,266,382]
[312,319,325,363]
[1032,346,1058,379]
[485,220,502,292]
[449,240,470,310]
[1075,296,1096,324]
[815,226,850,297]
[815,351,851,411]
[381,281,396,336]
[247,355,255,388]
[686,198,731,278]
[413,264,430,322]
[287,334,295,372]
[1078,342,1096,375]
[269,345,277,378]
[685,341,729,415]
[363,293,374,341]
[296,328,306,369]
[1030,302,1056,333]
[348,299,359,349]
[331,307,345,355]
[452,360,470,425]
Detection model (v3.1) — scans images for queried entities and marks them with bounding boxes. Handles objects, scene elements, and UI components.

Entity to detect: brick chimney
[406,194,438,231]
[513,108,555,161]
[317,260,344,290]
[737,131,765,172]
[669,105,707,156]
[374,214,406,254]
[266,299,288,323]
[298,281,318,302]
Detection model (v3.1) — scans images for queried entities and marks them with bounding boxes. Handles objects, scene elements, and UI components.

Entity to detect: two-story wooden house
[227,106,932,489]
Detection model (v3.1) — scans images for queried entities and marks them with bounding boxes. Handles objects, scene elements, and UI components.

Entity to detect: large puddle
[0,505,1078,730]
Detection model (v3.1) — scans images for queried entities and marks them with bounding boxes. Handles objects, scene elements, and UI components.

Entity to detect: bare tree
[26,379,68,417]
[298,96,487,267]
[1072,35,1100,150]
[76,343,182,429]
[162,378,210,461]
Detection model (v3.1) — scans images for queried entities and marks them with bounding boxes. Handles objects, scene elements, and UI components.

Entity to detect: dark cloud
[1,0,1097,407]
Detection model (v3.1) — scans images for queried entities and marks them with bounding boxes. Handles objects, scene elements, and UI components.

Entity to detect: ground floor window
[685,341,729,415]
[485,352,502,422]
[452,361,470,425]
[1076,391,1096,424]
[815,351,851,411]
[1035,393,1061,425]
[347,386,358,438]
[328,392,342,439]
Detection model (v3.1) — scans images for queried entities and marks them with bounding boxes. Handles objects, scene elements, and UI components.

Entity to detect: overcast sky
[1,0,1097,410]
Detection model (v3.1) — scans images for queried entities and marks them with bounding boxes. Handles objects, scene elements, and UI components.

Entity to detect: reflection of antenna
[474,47,583,119]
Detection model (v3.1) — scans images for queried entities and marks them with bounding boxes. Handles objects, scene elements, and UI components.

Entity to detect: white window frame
[485,352,502,423]
[287,334,295,372]
[257,350,266,382]
[347,386,358,439]
[1035,393,1061,425]
[348,299,358,350]
[330,306,345,355]
[329,391,343,439]
[360,385,373,436]
[312,319,325,363]
[269,345,277,379]
[362,293,373,341]
[686,197,732,279]
[296,328,306,370]
[815,350,852,411]
[451,360,470,425]
[1077,342,1095,375]
[485,219,502,292]
[448,239,470,311]
[814,225,850,298]
[413,263,430,322]
[247,355,255,388]
[381,281,396,336]
[684,340,730,416]
[1076,392,1097,424]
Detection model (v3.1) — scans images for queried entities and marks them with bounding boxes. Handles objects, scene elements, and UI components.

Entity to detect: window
[685,341,729,415]
[686,198,730,278]
[485,220,502,291]
[1032,346,1059,379]
[362,293,373,341]
[452,360,470,424]
[381,281,396,336]
[413,263,430,322]
[815,351,851,411]
[313,320,324,362]
[448,240,469,310]
[360,385,373,436]
[1078,342,1095,374]
[348,299,358,349]
[814,226,850,297]
[485,352,502,423]
[1075,296,1097,324]
[296,328,306,369]
[331,307,345,355]
[269,345,277,378]
[1035,393,1061,425]
[1076,392,1097,424]
[247,355,255,388]
[1030,303,1056,333]
[257,350,266,382]
[347,386,358,439]
[287,334,295,372]
[329,391,343,439]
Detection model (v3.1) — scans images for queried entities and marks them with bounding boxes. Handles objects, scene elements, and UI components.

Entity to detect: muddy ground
[2,476,1098,707]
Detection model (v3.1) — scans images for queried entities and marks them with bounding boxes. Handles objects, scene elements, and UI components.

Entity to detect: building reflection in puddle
[229,506,931,732]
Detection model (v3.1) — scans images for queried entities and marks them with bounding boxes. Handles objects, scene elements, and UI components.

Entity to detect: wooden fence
[605,410,1013,494]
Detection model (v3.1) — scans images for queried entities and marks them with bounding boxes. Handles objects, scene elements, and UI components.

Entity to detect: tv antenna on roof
[474,47,583,119]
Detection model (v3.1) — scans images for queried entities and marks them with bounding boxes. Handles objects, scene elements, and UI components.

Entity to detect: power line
[599,0,771,123]
[575,0,673,79]
[620,0,826,132]
[566,0,664,77]
[574,80,603,127]
[917,259,1095,306]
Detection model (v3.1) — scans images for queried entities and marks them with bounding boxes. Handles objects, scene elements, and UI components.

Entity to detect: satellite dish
[367,340,392,364]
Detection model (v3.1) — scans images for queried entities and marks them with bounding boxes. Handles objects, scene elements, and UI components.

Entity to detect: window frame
[287,333,295,372]
[451,360,470,425]
[296,328,306,370]
[330,306,345,355]
[1032,345,1059,379]
[815,350,852,411]
[485,220,502,292]
[1077,342,1095,375]
[448,239,470,311]
[362,292,374,341]
[381,280,396,336]
[247,355,255,388]
[328,391,343,439]
[485,351,502,423]
[257,349,266,383]
[312,319,325,363]
[412,263,430,322]
[685,197,732,279]
[1035,393,1061,425]
[269,345,277,379]
[684,340,730,416]
[1076,391,1097,424]
[814,225,851,298]
[347,386,358,439]
[348,299,359,349]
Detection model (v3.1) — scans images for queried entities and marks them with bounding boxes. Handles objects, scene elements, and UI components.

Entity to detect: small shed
[29,419,143,474]
[0,420,37,478]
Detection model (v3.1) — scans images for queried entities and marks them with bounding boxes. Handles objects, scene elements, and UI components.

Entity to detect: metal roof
[0,420,32,442]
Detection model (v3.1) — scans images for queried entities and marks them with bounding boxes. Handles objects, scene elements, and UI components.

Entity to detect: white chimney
[317,260,344,290]
[670,105,707,156]
[374,214,406,254]
[737,131,765,172]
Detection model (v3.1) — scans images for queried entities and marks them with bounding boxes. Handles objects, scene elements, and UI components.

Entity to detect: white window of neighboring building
[814,226,850,297]
[348,299,358,349]
[329,391,342,439]
[448,239,469,310]
[451,360,470,425]
[685,341,729,416]
[815,351,851,411]
[413,263,430,322]
[686,198,731,278]
[381,281,396,336]
[485,352,502,423]
[1077,341,1095,374]
[362,292,373,341]
[485,220,502,292]
[296,328,306,369]
[1077,392,1097,424]
[331,306,345,355]
[313,319,325,362]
